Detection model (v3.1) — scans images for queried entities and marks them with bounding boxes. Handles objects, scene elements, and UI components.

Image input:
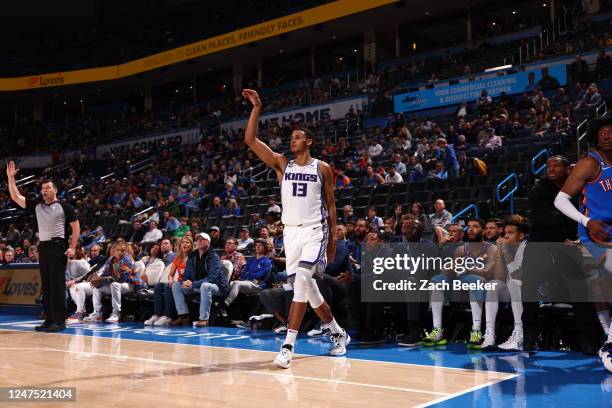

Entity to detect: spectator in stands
[174,217,191,238]
[343,160,361,180]
[477,89,493,114]
[436,138,460,181]
[484,218,505,243]
[362,165,384,186]
[141,220,162,245]
[383,166,403,184]
[339,205,356,225]
[162,212,180,235]
[273,224,284,254]
[226,198,241,216]
[533,90,551,112]
[480,128,503,149]
[267,198,281,215]
[222,237,246,281]
[456,101,469,118]
[237,227,254,252]
[127,220,146,243]
[208,196,226,218]
[569,54,590,84]
[537,66,561,91]
[549,110,572,135]
[429,199,452,231]
[88,244,106,268]
[64,245,91,307]
[517,92,535,110]
[220,183,237,200]
[367,139,383,158]
[258,227,274,248]
[552,87,569,105]
[5,224,20,247]
[333,168,352,189]
[596,49,611,80]
[85,241,143,323]
[209,226,223,250]
[20,223,34,244]
[575,83,602,110]
[405,156,424,182]
[171,232,228,327]
[2,248,15,265]
[144,236,193,326]
[221,238,271,312]
[429,161,448,181]
[24,246,39,263]
[136,243,166,288]
[367,207,383,229]
[160,238,176,266]
[524,72,538,94]
[13,245,25,263]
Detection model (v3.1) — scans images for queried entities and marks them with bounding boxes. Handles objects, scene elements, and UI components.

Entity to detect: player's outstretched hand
[587,219,609,243]
[242,89,262,108]
[6,161,19,178]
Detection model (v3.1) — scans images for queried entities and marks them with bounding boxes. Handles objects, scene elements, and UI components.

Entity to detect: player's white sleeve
[554,191,590,227]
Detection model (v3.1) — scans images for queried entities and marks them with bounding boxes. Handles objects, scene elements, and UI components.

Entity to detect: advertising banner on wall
[0,266,41,306]
[394,64,567,113]
[220,96,367,132]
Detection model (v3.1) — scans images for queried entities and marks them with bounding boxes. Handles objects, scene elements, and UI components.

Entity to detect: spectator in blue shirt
[436,138,460,180]
[222,239,272,309]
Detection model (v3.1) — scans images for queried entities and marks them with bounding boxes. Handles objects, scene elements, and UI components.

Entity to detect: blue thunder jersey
[579,150,612,249]
[281,158,328,226]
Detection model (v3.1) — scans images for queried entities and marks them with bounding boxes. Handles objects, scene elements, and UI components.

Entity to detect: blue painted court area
[0,306,609,407]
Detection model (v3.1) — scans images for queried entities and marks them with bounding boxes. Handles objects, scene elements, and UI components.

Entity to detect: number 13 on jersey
[292,182,307,197]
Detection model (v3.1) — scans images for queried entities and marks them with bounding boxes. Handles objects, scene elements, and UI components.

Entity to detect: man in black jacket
[523,155,599,353]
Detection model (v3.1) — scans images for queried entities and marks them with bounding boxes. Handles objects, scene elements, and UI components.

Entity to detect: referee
[7,161,80,332]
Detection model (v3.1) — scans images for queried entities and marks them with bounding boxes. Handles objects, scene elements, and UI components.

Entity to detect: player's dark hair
[587,116,612,147]
[504,214,530,234]
[295,127,315,145]
[467,218,485,229]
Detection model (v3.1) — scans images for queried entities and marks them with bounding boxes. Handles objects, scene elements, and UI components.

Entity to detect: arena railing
[496,172,519,215]
[531,148,551,177]
[451,203,479,223]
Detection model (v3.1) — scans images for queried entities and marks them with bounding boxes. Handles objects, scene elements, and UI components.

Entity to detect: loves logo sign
[27,77,39,87]
[26,75,65,88]
[0,268,41,305]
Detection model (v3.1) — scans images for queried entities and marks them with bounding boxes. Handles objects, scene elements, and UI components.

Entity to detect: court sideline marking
[0,346,451,396]
[0,321,521,374]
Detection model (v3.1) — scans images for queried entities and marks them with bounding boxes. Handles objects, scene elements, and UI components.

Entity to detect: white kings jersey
[280,158,328,226]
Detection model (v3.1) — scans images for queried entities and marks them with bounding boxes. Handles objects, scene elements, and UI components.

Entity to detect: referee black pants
[38,240,68,325]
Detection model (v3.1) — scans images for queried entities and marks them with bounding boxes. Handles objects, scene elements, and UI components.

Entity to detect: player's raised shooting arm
[242,89,288,179]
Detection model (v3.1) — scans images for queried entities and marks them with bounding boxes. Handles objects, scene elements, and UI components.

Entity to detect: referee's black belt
[40,237,66,244]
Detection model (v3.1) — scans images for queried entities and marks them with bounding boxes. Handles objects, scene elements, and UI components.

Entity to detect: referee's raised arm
[6,161,26,209]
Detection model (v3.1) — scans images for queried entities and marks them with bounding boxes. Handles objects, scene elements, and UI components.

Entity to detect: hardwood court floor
[0,330,515,408]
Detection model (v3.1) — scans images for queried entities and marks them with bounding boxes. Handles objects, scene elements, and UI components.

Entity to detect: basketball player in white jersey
[242,89,350,368]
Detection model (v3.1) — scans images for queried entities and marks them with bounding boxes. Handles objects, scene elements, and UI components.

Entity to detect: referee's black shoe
[34,322,51,332]
[42,323,66,333]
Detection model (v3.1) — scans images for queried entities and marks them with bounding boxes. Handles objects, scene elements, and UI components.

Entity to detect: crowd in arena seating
[0,3,609,354]
[3,3,610,158]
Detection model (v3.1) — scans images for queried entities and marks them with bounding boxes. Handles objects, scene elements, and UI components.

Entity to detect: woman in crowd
[144,236,194,326]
